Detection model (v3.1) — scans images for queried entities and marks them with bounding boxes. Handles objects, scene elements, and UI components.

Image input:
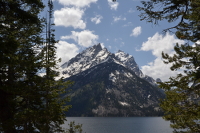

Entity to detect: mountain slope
[60,47,165,116]
[64,61,164,116]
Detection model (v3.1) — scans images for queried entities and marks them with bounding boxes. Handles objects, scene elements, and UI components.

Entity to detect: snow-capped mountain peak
[58,44,160,85]
[60,44,164,117]
[114,50,144,78]
[59,43,110,79]
[115,50,132,62]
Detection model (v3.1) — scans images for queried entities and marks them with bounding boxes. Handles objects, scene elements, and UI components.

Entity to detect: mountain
[61,44,165,116]
[59,43,160,84]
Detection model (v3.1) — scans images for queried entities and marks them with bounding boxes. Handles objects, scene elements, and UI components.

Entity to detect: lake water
[63,117,173,133]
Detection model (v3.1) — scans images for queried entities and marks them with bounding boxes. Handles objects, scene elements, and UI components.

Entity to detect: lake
[63,117,173,133]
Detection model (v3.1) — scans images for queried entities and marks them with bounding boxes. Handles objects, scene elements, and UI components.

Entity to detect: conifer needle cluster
[138,0,200,132]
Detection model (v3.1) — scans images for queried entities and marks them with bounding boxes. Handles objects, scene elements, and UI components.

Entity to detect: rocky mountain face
[61,44,165,116]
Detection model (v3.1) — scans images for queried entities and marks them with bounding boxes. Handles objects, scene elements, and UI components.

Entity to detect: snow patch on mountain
[109,70,134,83]
[58,43,161,84]
[119,101,130,106]
[115,50,132,62]
[124,72,133,78]
[109,72,117,83]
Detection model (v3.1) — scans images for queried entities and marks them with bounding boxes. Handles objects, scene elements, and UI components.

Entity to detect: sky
[43,0,186,81]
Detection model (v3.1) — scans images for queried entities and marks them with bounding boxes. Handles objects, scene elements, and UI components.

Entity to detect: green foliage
[0,0,72,132]
[0,0,45,132]
[64,121,84,133]
[138,0,200,132]
[159,43,200,132]
[33,0,72,132]
[137,0,200,42]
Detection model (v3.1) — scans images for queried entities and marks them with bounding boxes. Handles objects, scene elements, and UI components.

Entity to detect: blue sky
[46,0,185,81]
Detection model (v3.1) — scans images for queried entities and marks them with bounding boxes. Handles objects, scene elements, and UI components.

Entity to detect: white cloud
[108,0,119,10]
[113,16,126,22]
[61,30,99,47]
[57,0,97,8]
[91,15,103,24]
[54,7,86,29]
[56,41,79,65]
[140,32,184,57]
[130,26,142,37]
[140,32,185,81]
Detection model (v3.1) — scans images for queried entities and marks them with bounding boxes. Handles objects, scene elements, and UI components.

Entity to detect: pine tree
[137,0,200,132]
[160,43,200,132]
[0,0,44,132]
[137,0,200,42]
[0,0,71,132]
[35,0,72,132]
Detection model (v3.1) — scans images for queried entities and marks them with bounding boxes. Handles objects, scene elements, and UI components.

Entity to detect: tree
[0,0,44,132]
[137,0,200,42]
[160,43,200,132]
[0,0,71,132]
[65,121,83,133]
[36,0,72,132]
[137,0,200,132]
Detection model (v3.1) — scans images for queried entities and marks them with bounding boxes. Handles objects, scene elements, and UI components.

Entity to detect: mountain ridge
[60,44,164,116]
[59,43,160,85]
